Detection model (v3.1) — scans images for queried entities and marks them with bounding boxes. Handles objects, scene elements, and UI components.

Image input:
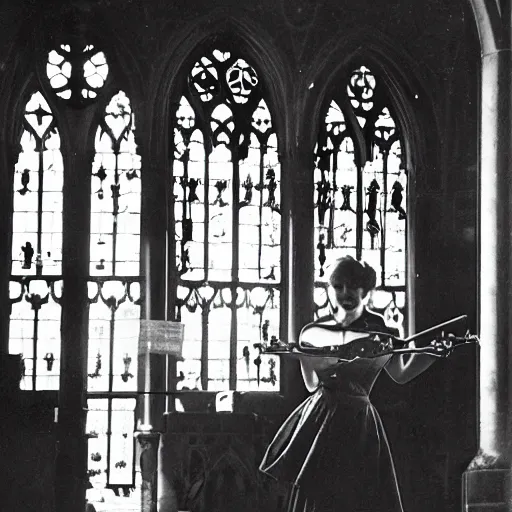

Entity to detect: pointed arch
[301,29,438,176]
[466,0,504,54]
[148,13,291,162]
[85,90,142,490]
[89,90,142,277]
[9,90,64,390]
[156,20,286,392]
[304,30,432,335]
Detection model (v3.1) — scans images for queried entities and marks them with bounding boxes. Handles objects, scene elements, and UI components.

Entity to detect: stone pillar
[137,131,168,432]
[281,148,315,405]
[0,143,16,354]
[134,121,168,512]
[462,30,512,512]
[55,110,93,512]
[136,431,160,512]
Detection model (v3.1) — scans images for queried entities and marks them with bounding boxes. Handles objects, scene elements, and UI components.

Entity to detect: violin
[258,315,479,362]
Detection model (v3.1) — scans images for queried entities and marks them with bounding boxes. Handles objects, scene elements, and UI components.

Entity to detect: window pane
[172,47,281,390]
[88,298,111,392]
[112,298,140,392]
[86,398,136,488]
[236,287,280,390]
[11,92,63,276]
[87,398,109,489]
[87,280,140,392]
[9,279,62,390]
[86,92,141,502]
[9,91,63,390]
[314,65,407,333]
[314,101,358,281]
[90,91,141,277]
[47,45,109,103]
[109,399,136,486]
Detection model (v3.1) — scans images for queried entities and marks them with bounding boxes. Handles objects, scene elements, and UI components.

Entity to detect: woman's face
[330,283,366,326]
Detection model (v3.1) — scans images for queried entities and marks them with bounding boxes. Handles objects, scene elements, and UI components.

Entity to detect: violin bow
[404,314,468,343]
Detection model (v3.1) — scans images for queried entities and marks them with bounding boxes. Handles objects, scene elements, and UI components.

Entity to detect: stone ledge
[463,468,509,508]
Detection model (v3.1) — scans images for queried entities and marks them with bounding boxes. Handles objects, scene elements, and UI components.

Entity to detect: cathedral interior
[0,0,508,511]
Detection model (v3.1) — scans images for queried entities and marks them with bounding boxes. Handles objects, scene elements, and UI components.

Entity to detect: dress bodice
[305,308,398,397]
[317,353,393,397]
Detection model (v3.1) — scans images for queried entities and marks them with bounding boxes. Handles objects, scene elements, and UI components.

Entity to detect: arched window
[9,91,63,390]
[313,64,407,334]
[86,91,140,490]
[171,46,281,391]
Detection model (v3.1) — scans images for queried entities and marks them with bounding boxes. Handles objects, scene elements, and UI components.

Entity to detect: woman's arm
[297,323,340,392]
[384,350,438,384]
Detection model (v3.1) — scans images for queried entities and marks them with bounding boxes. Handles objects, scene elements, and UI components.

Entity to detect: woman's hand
[428,335,454,357]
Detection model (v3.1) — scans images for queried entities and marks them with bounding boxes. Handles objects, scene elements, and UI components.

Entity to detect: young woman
[260,256,441,512]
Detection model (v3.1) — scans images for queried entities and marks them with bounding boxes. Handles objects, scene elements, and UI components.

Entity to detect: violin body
[299,332,400,360]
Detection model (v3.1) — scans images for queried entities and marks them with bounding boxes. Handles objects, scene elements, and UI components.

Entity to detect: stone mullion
[135,104,167,512]
[0,143,17,354]
[138,119,168,430]
[281,147,315,405]
[55,110,94,512]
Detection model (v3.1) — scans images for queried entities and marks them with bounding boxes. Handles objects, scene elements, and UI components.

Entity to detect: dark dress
[259,309,404,512]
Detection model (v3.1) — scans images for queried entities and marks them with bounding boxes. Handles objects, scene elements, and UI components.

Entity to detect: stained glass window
[86,398,136,489]
[314,65,407,334]
[9,91,63,390]
[172,48,281,391]
[87,91,141,490]
[47,43,109,103]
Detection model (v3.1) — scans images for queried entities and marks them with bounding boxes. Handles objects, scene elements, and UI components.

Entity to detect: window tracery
[172,47,281,391]
[314,65,407,334]
[46,43,109,105]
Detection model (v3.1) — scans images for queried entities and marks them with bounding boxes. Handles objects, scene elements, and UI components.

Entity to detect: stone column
[0,144,17,354]
[463,9,512,509]
[136,111,167,425]
[281,147,315,405]
[135,431,160,512]
[55,110,93,512]
[135,117,168,512]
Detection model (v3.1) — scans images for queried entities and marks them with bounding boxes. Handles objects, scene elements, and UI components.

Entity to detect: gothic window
[314,65,407,334]
[86,91,140,491]
[171,47,281,392]
[9,91,63,390]
[47,43,109,105]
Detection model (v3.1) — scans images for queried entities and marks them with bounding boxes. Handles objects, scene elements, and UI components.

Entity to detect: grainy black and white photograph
[0,0,496,511]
